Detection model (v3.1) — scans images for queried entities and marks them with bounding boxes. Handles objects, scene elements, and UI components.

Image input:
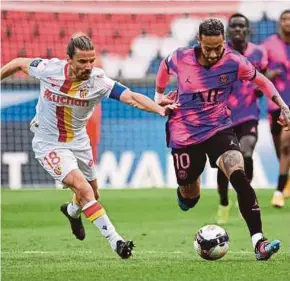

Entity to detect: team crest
[54,166,62,175]
[178,170,187,180]
[80,88,89,98]
[219,74,229,84]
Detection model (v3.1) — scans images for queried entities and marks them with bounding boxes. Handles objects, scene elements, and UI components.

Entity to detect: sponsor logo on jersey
[43,89,89,107]
[80,88,89,98]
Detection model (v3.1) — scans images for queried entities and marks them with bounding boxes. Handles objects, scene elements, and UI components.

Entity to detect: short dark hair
[66,35,94,58]
[228,13,249,28]
[199,18,225,37]
[280,9,290,20]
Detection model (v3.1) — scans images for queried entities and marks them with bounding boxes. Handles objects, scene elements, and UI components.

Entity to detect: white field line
[2,250,254,255]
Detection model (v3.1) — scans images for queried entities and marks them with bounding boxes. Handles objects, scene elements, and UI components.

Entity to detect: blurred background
[1,0,289,189]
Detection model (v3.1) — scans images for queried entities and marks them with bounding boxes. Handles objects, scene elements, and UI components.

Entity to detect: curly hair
[199,18,225,37]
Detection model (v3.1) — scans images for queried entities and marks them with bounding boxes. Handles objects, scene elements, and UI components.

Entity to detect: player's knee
[239,135,256,158]
[219,150,244,178]
[179,180,201,199]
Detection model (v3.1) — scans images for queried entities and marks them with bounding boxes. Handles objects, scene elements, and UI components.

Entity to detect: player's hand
[155,90,178,106]
[159,103,180,116]
[278,107,290,131]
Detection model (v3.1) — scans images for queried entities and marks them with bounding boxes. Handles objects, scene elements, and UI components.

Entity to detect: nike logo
[185,77,192,84]
[230,140,236,146]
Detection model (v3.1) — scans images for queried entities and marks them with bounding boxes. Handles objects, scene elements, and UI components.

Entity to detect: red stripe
[56,106,67,142]
[83,202,103,218]
[60,64,73,93]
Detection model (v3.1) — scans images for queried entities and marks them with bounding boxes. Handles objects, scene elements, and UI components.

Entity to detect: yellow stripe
[63,82,82,142]
[67,81,81,96]
[87,208,105,222]
[63,107,73,142]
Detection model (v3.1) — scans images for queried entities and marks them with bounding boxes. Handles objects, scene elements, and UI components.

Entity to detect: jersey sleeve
[165,49,178,76]
[28,58,50,79]
[237,55,257,81]
[96,71,128,100]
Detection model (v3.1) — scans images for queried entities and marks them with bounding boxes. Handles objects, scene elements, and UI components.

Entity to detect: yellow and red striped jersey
[29,58,125,147]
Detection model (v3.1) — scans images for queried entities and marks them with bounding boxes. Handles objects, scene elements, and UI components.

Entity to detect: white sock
[82,200,123,250]
[274,190,283,196]
[67,201,82,218]
[93,214,123,250]
[252,233,263,249]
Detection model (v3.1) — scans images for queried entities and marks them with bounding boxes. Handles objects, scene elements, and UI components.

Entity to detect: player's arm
[119,89,178,116]
[155,51,178,105]
[238,56,290,130]
[0,58,34,80]
[252,72,290,129]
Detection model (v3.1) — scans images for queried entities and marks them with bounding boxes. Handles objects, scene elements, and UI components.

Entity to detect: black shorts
[232,120,258,141]
[268,110,281,137]
[171,128,240,185]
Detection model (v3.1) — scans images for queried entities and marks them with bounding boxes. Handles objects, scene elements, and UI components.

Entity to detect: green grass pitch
[2,188,290,281]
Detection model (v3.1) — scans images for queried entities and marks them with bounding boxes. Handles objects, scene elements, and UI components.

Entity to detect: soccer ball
[194,224,230,260]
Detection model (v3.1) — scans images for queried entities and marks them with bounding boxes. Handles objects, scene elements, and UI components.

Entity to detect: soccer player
[263,10,290,207]
[215,13,268,224]
[155,19,290,260]
[1,35,177,259]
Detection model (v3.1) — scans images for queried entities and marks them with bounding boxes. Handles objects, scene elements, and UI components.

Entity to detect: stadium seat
[265,1,290,21]
[120,56,150,79]
[238,2,264,22]
[170,16,200,45]
[102,54,122,79]
[159,36,187,58]
[131,34,161,61]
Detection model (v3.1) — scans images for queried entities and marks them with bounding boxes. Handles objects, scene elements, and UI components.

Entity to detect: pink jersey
[162,45,257,148]
[262,34,290,112]
[228,42,268,126]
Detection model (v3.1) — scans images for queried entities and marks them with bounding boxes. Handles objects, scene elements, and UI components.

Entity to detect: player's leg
[32,143,87,241]
[172,145,207,211]
[272,129,290,207]
[239,121,258,183]
[216,168,231,225]
[218,150,280,260]
[207,129,280,260]
[268,111,281,160]
[68,148,134,258]
[62,169,134,258]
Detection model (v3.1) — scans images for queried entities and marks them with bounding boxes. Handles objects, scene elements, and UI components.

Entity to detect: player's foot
[116,240,135,259]
[271,191,284,208]
[255,238,281,261]
[216,203,231,225]
[60,203,85,240]
[283,179,290,199]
